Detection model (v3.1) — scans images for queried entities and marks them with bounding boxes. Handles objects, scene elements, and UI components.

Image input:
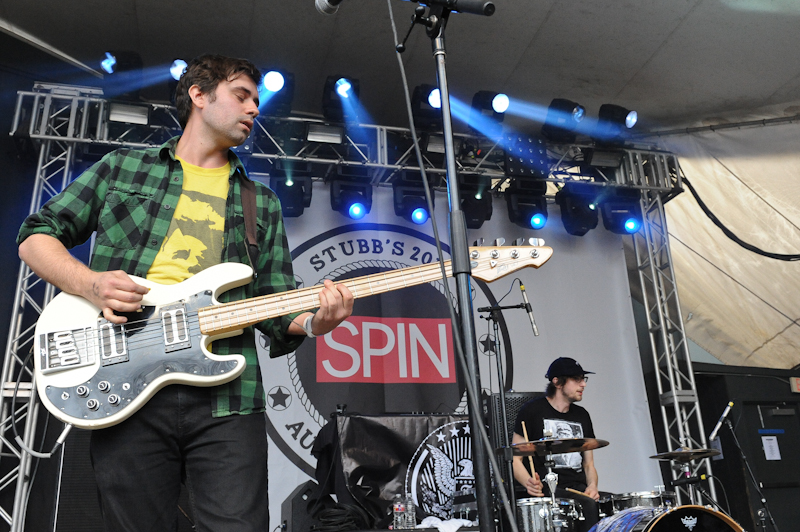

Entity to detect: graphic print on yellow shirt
[146,157,230,285]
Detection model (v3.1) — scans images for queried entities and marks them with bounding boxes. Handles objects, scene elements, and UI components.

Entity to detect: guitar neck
[198,260,453,335]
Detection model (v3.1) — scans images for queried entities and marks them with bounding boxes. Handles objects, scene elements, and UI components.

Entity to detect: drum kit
[508,438,745,532]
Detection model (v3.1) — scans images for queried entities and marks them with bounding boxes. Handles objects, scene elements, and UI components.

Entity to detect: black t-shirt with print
[513,396,595,492]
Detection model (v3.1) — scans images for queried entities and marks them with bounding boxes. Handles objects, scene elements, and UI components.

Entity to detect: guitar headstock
[469,237,553,283]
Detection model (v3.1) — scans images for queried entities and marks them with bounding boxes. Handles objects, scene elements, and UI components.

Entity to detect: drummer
[512,357,600,532]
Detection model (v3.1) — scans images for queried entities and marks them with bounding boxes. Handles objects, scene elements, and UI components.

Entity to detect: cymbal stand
[723,419,779,532]
[543,444,558,506]
[478,304,524,525]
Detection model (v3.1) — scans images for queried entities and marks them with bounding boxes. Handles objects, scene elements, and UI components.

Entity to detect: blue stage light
[170,60,187,81]
[101,52,117,74]
[411,207,429,225]
[492,93,509,113]
[624,218,641,233]
[348,202,367,220]
[428,88,442,109]
[625,110,638,129]
[335,78,352,98]
[530,213,547,229]
[264,71,285,93]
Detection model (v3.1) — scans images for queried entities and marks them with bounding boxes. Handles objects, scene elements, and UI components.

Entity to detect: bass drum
[588,505,743,532]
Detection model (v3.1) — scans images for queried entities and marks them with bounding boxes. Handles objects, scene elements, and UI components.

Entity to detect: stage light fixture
[170,59,187,81]
[101,52,117,74]
[583,148,624,169]
[306,124,344,144]
[330,179,372,220]
[99,51,144,100]
[504,134,548,179]
[541,98,586,143]
[599,187,643,234]
[260,69,294,117]
[595,104,638,144]
[459,175,493,229]
[506,179,548,230]
[411,84,443,131]
[555,182,599,237]
[393,178,434,226]
[270,170,312,218]
[469,91,507,138]
[322,75,360,122]
[264,71,285,92]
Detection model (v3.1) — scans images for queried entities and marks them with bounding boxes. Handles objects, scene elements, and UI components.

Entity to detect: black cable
[683,176,800,261]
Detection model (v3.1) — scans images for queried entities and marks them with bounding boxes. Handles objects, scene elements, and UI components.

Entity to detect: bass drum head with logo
[589,505,743,532]
[644,506,743,532]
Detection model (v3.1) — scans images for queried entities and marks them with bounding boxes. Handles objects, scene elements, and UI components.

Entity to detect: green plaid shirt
[18,136,305,417]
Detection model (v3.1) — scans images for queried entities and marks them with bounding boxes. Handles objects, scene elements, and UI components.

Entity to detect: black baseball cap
[545,357,595,379]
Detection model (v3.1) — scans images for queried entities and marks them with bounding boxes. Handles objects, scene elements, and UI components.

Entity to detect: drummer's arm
[512,432,544,497]
[582,450,600,500]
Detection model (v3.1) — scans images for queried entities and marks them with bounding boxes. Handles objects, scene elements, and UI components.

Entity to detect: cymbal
[509,438,610,456]
[649,447,721,462]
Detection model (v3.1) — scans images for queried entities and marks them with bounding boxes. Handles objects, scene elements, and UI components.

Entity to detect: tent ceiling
[2,0,800,132]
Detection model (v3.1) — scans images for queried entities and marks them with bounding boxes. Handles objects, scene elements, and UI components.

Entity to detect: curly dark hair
[175,54,261,129]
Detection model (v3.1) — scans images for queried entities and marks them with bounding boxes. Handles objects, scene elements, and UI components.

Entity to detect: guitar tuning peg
[514,237,526,246]
[520,237,545,247]
[473,238,485,247]
[494,237,506,246]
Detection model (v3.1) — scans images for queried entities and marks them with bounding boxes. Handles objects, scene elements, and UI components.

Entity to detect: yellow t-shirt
[146,157,230,285]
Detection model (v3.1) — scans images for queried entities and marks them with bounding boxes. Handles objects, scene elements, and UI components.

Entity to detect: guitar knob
[108,394,121,406]
[98,381,111,393]
[86,399,99,411]
[76,385,89,397]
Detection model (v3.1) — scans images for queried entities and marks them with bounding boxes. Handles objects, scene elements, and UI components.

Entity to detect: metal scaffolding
[631,154,716,504]
[2,83,703,529]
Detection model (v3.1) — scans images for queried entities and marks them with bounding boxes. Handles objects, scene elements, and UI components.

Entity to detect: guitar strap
[240,177,259,278]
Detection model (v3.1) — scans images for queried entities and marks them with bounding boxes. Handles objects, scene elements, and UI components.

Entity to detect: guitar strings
[89,258,460,356]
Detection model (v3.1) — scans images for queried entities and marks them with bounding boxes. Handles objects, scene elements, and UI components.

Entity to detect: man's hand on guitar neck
[292,279,354,337]
[19,234,149,324]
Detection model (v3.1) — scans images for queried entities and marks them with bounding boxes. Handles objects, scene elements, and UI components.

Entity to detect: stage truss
[2,83,709,529]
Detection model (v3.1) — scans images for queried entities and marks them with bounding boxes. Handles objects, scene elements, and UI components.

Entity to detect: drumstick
[566,487,591,498]
[521,422,536,477]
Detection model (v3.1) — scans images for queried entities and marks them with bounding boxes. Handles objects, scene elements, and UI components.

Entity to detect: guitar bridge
[39,327,97,374]
[161,303,191,352]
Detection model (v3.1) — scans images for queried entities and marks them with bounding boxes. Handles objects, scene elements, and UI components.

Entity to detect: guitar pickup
[99,322,129,366]
[161,304,191,352]
[39,327,97,374]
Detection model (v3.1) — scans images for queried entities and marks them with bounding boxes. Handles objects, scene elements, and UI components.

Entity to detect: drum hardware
[650,445,720,506]
[517,497,579,532]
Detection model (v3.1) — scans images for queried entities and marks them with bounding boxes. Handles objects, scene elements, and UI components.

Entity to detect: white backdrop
[260,182,663,528]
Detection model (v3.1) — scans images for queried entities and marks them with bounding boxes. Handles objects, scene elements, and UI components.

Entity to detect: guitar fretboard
[197,260,453,335]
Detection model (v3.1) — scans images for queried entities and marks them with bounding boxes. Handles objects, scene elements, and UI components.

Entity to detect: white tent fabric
[647,123,800,369]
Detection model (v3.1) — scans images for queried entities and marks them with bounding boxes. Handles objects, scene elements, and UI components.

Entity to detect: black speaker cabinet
[281,480,322,532]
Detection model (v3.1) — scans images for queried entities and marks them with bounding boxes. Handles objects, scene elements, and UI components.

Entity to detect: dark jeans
[90,385,269,532]
[554,488,599,532]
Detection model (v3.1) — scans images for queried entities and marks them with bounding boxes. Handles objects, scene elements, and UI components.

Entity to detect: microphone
[671,474,707,487]
[708,401,734,441]
[315,0,344,15]
[519,283,539,337]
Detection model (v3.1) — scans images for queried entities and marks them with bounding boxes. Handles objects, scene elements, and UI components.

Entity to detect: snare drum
[588,505,743,532]
[610,490,676,513]
[517,497,579,532]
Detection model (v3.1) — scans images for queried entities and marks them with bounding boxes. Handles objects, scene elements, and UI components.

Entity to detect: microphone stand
[477,304,527,527]
[413,5,495,531]
[723,419,780,532]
